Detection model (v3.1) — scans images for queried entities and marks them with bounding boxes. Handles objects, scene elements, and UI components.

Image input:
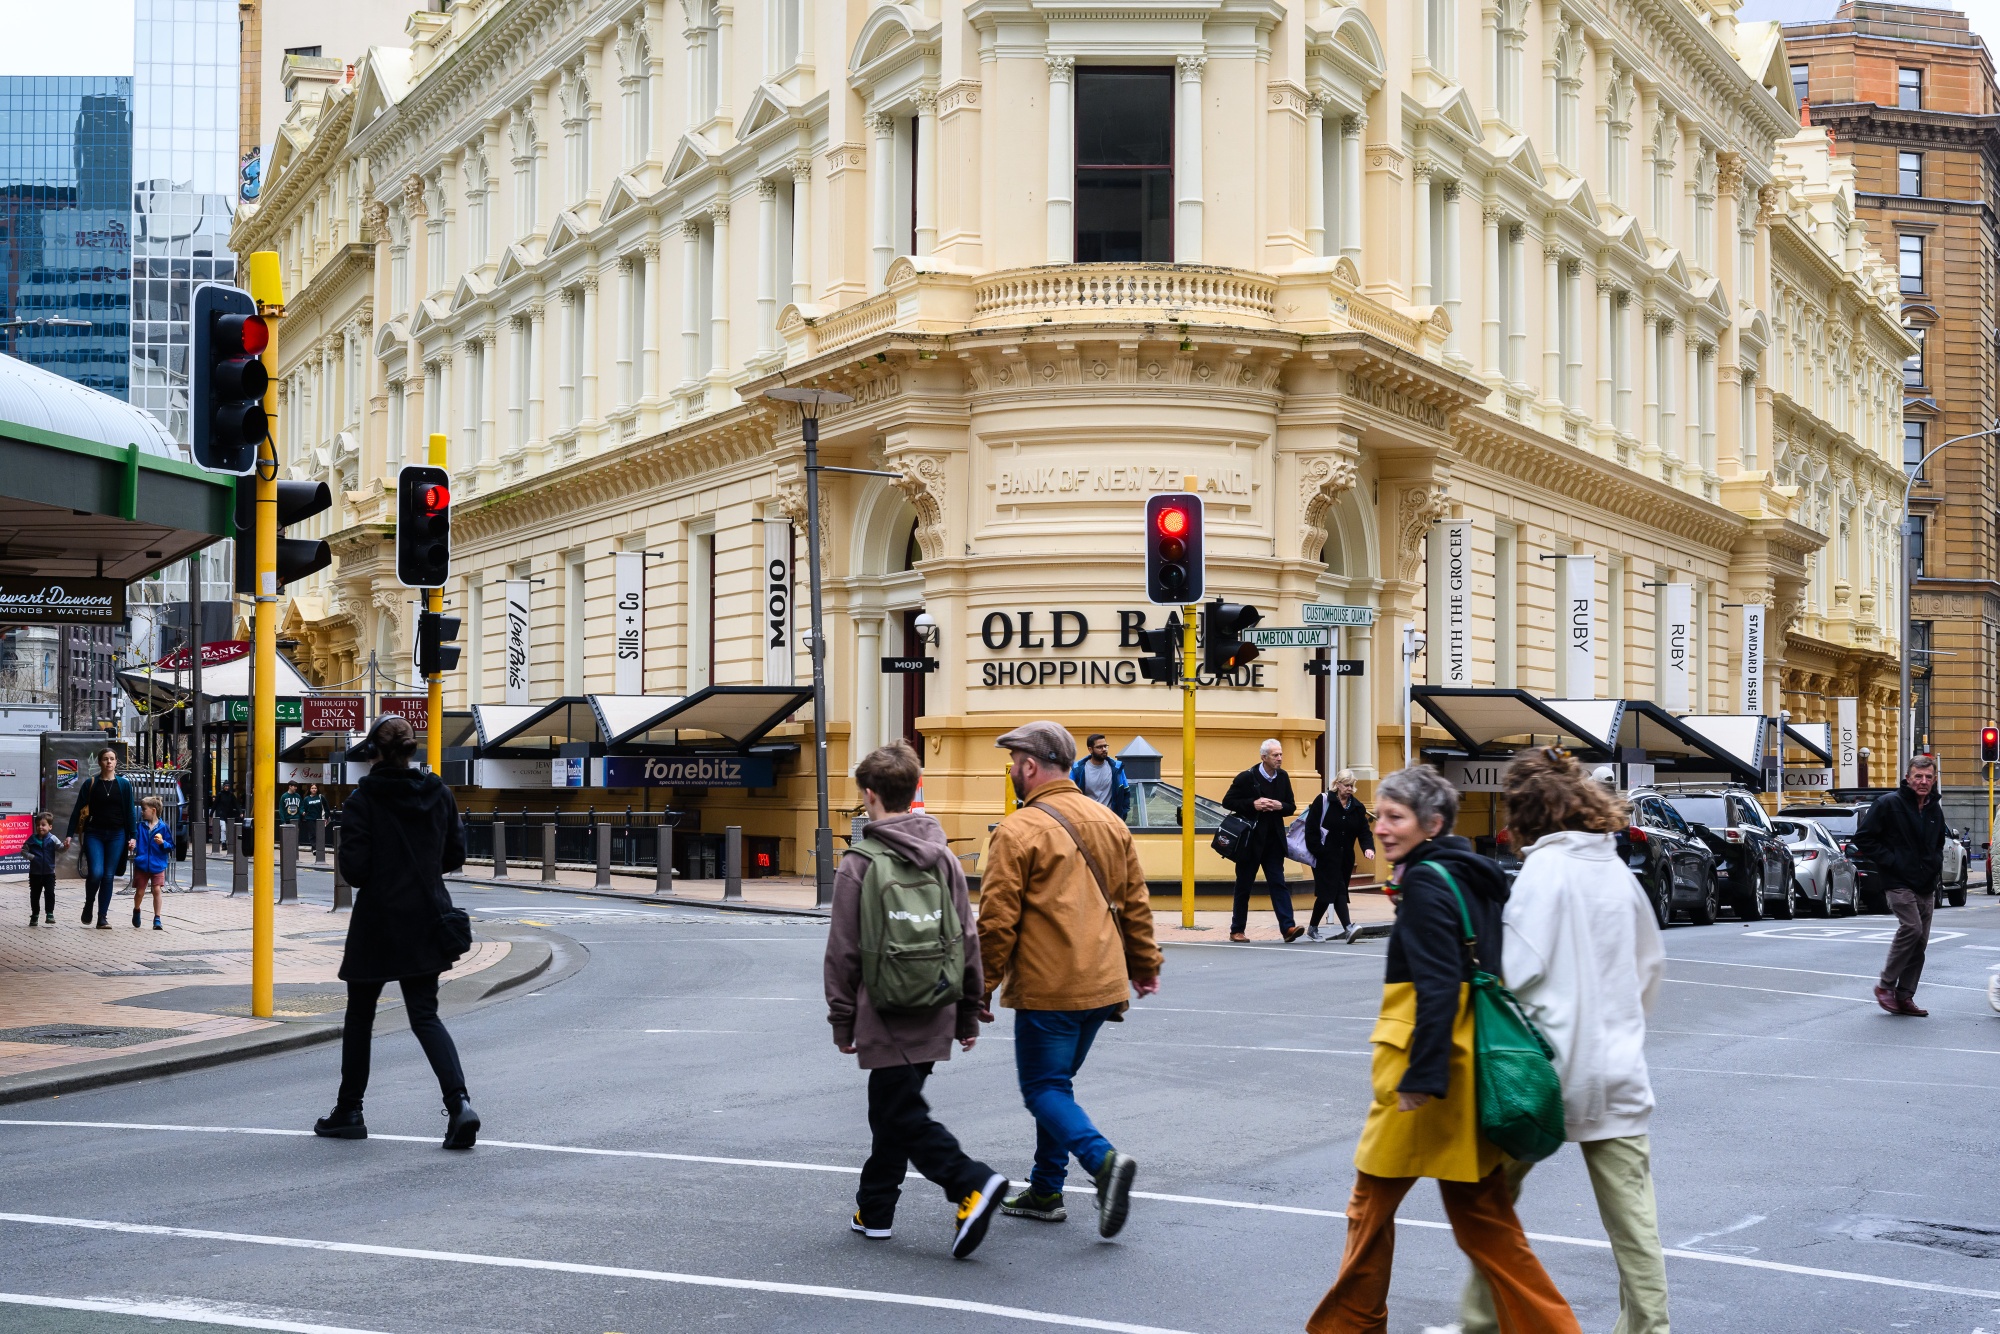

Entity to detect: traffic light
[1136,624,1181,685]
[416,609,462,677]
[232,477,333,594]
[1145,493,1205,606]
[1983,726,1998,765]
[396,465,452,588]
[1201,599,1262,675]
[191,283,268,475]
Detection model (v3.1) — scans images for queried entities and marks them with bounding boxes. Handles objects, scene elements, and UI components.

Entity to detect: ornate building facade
[233,0,1907,871]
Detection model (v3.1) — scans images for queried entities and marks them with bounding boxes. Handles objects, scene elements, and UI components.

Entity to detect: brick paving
[0,879,507,1081]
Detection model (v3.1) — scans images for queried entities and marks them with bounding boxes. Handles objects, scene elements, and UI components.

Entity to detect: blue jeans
[81,829,124,922]
[1015,1006,1120,1195]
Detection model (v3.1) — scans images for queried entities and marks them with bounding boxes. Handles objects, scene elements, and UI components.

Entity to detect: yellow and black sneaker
[850,1212,892,1240]
[951,1173,1007,1260]
[999,1187,1067,1222]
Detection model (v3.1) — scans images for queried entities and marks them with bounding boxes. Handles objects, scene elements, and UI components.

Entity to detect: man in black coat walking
[1222,739,1302,942]
[1854,752,1947,1017]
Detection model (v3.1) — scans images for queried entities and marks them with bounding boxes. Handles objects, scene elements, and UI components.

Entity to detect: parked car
[1770,817,1858,917]
[1942,827,1970,907]
[1778,802,1880,910]
[1648,786,1797,920]
[1627,793,1721,926]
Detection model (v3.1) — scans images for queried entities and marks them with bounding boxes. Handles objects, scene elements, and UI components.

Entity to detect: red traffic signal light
[1145,493,1205,606]
[221,312,268,356]
[1156,504,1189,537]
[396,464,452,588]
[191,284,267,475]
[1983,727,1998,765]
[421,483,451,515]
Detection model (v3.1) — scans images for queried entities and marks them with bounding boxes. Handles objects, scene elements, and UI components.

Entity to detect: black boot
[313,1103,367,1139]
[442,1089,480,1150]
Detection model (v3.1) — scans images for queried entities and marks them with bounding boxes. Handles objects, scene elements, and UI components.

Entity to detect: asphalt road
[5,879,2000,1333]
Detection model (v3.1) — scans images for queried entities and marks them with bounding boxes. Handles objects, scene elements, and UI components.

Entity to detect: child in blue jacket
[24,813,62,926]
[130,796,173,930]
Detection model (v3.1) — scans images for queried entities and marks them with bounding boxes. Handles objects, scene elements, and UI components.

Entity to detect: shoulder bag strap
[1420,860,1482,974]
[1027,800,1120,930]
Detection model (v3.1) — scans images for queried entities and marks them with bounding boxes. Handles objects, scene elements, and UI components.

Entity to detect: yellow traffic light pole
[246,252,284,1020]
[1181,602,1198,929]
[426,433,447,774]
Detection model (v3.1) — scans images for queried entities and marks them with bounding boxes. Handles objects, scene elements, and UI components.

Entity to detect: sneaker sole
[850,1220,893,1240]
[313,1125,367,1140]
[952,1173,1007,1259]
[1097,1154,1136,1239]
[999,1202,1068,1222]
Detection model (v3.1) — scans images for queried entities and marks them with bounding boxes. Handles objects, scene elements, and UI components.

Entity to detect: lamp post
[1900,425,2000,769]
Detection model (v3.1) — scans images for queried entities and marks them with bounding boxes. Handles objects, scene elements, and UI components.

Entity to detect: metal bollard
[278,824,299,903]
[230,823,247,896]
[492,818,508,878]
[330,824,351,911]
[594,821,612,887]
[542,823,557,882]
[191,816,207,889]
[312,818,326,865]
[723,825,743,900]
[655,823,674,894]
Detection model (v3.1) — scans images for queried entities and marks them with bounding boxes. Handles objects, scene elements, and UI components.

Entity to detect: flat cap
[995,720,1076,769]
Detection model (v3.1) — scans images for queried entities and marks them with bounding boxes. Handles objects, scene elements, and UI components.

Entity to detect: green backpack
[853,838,966,1013]
[1425,862,1567,1164]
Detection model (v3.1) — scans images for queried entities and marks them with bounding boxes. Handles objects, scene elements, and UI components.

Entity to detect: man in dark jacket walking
[1855,753,1947,1016]
[825,740,1005,1259]
[1222,739,1302,942]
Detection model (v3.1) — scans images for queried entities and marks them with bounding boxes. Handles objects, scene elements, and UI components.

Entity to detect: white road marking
[0,1214,1193,1334]
[1129,1006,1379,1022]
[0,1292,390,1333]
[1668,955,1986,993]
[1161,941,1377,958]
[6,1120,1998,1302]
[1678,1213,1767,1252]
[977,1036,1371,1056]
[1660,978,1873,1002]
[1650,1028,2000,1058]
[1743,926,1965,945]
[1653,1065,2000,1092]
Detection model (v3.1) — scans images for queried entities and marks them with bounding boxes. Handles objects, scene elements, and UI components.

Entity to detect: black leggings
[337,974,466,1108]
[29,874,54,917]
[1308,863,1354,932]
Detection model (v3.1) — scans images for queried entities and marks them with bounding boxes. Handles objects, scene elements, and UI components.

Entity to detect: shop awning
[116,651,315,712]
[280,732,346,761]
[474,697,607,749]
[1783,721,1832,763]
[1411,688,1625,755]
[609,685,814,747]
[471,704,545,747]
[589,693,679,743]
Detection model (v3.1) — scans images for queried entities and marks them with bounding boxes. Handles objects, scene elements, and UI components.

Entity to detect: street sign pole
[1327,627,1339,792]
[1181,602,1198,929]
[246,250,283,1021]
[425,433,446,774]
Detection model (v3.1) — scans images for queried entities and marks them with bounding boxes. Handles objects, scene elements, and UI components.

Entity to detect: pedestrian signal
[1137,625,1181,685]
[1201,599,1262,675]
[232,477,332,594]
[1145,494,1205,606]
[191,284,268,475]
[395,465,452,588]
[417,609,462,677]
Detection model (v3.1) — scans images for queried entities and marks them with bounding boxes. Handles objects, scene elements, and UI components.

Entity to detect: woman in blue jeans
[64,748,136,929]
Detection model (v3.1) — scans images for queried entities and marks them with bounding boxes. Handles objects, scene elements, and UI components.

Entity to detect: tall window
[1898,67,1923,110]
[689,526,715,691]
[1898,234,1923,293]
[1904,419,1927,476]
[564,551,587,694]
[468,581,485,701]
[1911,619,1932,747]
[1494,526,1517,687]
[1903,325,1925,388]
[1898,151,1922,195]
[1073,68,1173,262]
[1790,63,1810,110]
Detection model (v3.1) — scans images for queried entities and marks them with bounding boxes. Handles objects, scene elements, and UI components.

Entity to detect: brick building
[1787,2,2000,827]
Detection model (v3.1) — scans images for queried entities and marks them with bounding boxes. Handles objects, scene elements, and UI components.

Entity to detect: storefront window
[1074,67,1173,263]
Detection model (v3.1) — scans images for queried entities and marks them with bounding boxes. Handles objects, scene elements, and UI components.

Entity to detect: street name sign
[1245,626,1331,648]
[301,696,365,732]
[880,657,939,674]
[229,698,302,724]
[1300,603,1375,627]
[377,696,430,731]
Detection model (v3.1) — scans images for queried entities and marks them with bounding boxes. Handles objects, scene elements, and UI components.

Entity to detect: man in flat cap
[978,720,1162,1240]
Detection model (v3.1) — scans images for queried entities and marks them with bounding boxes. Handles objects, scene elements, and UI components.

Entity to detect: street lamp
[1900,424,2000,769]
[0,316,92,342]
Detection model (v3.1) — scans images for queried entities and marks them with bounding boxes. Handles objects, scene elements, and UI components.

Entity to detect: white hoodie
[1502,829,1665,1143]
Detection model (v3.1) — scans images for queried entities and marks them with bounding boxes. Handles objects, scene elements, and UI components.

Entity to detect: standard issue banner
[0,576,125,624]
[1835,696,1859,788]
[1660,583,1692,713]
[1739,602,1766,714]
[1428,521,1472,686]
[614,552,644,695]
[504,580,531,706]
[1562,555,1597,698]
[764,519,794,686]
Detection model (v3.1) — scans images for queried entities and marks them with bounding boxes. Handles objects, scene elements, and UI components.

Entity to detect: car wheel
[1832,876,1856,917]
[1769,861,1796,920]
[1807,871,1833,918]
[1652,868,1674,929]
[1736,861,1766,921]
[1948,881,1968,909]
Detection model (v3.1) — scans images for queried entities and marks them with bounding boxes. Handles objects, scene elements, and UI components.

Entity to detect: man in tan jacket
[978,720,1162,1240]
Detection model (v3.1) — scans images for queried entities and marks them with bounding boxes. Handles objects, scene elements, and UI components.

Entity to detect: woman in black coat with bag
[314,715,480,1149]
[1303,769,1375,941]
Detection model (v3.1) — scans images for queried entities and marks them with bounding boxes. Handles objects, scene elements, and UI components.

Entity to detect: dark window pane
[1076,168,1173,262]
[1075,68,1173,167]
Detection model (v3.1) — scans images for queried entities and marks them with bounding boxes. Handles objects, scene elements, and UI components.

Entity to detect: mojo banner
[614,552,644,695]
[764,518,794,687]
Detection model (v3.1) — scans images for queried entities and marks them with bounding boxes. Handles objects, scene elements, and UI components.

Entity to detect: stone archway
[843,479,926,760]
[1315,484,1382,781]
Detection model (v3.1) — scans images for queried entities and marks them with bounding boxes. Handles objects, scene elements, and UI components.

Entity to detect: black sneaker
[1094,1151,1136,1238]
[313,1106,367,1139]
[850,1212,892,1240]
[951,1173,1006,1260]
[81,905,92,925]
[1001,1186,1068,1222]
[132,909,141,928]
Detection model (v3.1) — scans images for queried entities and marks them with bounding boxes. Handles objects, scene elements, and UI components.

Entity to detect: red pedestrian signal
[1145,493,1205,605]
[1983,727,1998,765]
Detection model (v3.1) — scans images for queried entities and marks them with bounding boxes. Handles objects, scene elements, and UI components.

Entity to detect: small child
[24,813,61,926]
[131,796,172,931]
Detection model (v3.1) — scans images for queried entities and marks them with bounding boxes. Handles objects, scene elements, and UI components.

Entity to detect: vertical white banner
[764,519,794,686]
[614,552,644,695]
[1739,602,1765,714]
[1442,521,1471,685]
[1836,696,1859,789]
[1661,582,1692,713]
[504,580,531,706]
[1563,555,1597,698]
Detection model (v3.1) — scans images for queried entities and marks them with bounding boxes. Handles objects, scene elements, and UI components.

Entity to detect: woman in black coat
[1303,769,1375,940]
[314,716,480,1149]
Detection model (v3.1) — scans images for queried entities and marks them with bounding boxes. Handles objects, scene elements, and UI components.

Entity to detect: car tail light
[1626,825,1648,844]
[1722,828,1745,843]
[1795,850,1819,861]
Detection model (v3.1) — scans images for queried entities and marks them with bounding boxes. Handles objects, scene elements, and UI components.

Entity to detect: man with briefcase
[1220,739,1302,943]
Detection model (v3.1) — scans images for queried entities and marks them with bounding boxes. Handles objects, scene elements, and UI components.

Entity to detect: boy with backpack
[823,740,1006,1260]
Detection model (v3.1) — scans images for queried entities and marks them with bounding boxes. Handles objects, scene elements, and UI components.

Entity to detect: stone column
[1662,315,1680,462]
[461,338,481,465]
[681,218,702,382]
[1641,309,1660,459]
[639,243,661,402]
[870,111,898,289]
[1175,56,1205,263]
[1441,181,1462,358]
[1304,95,1326,257]
[527,301,546,444]
[1685,333,1702,470]
[1595,275,1615,434]
[1481,202,1502,383]
[1339,115,1364,265]
[914,89,938,256]
[1543,238,1562,405]
[1045,59,1074,264]
[789,156,812,308]
[854,615,882,758]
[580,272,601,424]
[707,201,731,380]
[756,178,779,358]
[480,327,499,460]
[615,255,635,409]
[557,288,578,427]
[1506,223,1526,386]
[1412,161,1433,306]
[1615,294,1633,437]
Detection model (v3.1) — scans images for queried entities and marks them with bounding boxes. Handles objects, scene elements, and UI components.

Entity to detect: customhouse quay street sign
[1300,603,1376,627]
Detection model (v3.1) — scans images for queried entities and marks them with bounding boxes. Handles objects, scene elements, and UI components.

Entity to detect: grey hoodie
[823,811,984,1069]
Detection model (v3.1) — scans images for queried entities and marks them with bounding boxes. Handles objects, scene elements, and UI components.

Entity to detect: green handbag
[1425,862,1567,1164]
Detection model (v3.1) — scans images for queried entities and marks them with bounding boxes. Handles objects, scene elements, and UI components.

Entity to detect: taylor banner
[764,518,794,687]
[614,552,644,695]
[1739,602,1766,714]
[504,580,531,706]
[1562,554,1597,699]
[1660,583,1692,713]
[1836,696,1859,789]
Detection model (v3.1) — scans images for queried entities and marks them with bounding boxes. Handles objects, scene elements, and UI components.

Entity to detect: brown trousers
[1306,1167,1583,1334]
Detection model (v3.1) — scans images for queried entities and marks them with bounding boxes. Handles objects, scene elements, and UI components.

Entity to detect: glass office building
[0,77,134,393]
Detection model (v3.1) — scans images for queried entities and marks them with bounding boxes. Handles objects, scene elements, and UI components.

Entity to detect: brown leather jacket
[978,778,1162,1011]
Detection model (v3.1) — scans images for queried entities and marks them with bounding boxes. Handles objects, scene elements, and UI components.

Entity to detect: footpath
[0,879,546,1105]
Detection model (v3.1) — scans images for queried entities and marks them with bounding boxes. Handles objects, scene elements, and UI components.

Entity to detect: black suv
[1626,793,1721,926]
[1644,787,1796,920]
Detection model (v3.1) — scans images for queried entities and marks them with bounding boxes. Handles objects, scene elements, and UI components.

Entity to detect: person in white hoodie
[1458,746,1669,1334]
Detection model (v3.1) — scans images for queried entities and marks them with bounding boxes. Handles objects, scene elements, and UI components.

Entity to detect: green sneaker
[999,1187,1067,1222]
[1095,1150,1137,1238]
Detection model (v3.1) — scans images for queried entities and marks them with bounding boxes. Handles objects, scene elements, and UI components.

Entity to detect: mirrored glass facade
[0,77,134,394]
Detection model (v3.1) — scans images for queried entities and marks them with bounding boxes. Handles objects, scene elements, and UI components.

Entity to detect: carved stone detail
[890,454,949,563]
[1396,482,1453,582]
[1299,453,1360,563]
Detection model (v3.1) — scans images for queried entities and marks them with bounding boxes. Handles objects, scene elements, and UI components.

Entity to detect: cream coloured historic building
[230,0,1909,874]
